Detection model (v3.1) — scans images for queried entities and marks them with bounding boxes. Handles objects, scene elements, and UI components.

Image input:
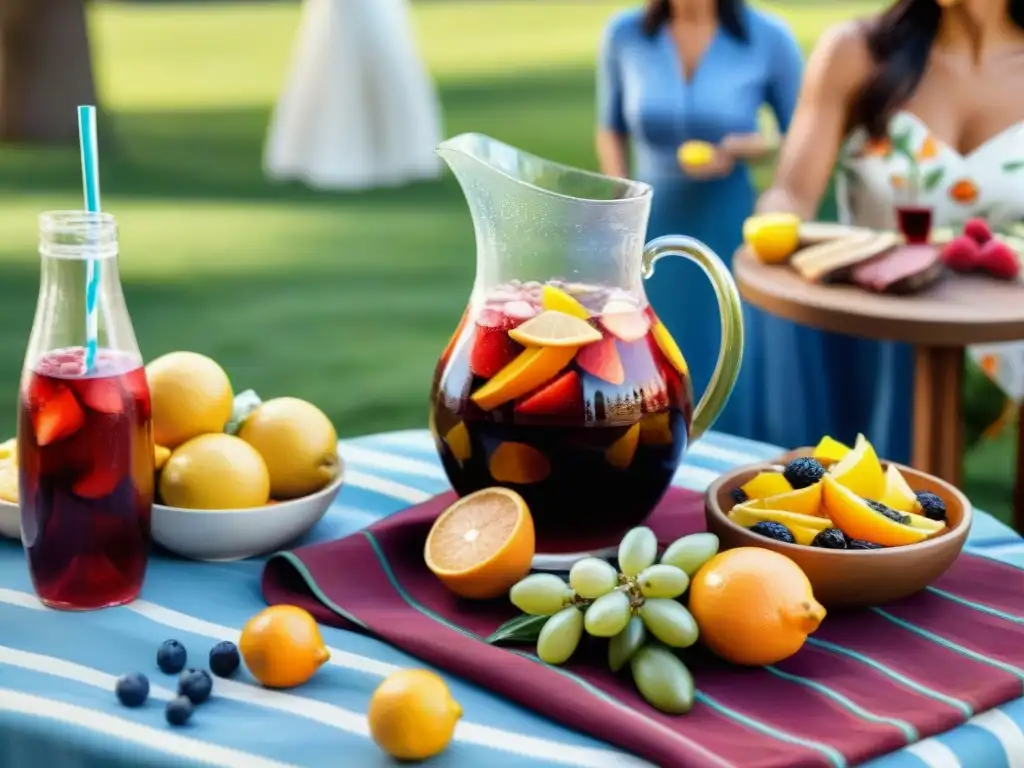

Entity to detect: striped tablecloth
[2,429,1024,768]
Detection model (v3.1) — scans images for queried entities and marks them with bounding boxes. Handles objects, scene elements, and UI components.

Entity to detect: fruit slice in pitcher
[472,346,577,410]
[515,371,583,416]
[74,463,124,499]
[600,300,650,343]
[639,412,673,445]
[605,423,640,469]
[470,310,522,378]
[651,322,689,377]
[444,421,472,464]
[28,379,86,446]
[577,337,624,385]
[541,285,589,319]
[508,311,602,348]
[73,376,126,414]
[121,367,152,419]
[489,442,551,484]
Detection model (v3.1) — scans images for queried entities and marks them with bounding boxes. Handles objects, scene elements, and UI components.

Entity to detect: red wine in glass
[896,205,933,245]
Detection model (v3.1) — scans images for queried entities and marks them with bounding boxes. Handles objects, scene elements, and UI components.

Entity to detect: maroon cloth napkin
[262,488,1024,768]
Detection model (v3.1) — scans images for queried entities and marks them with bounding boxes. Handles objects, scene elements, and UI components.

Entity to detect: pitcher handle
[641,235,744,443]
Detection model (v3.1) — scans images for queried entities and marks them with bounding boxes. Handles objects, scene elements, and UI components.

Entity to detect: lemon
[240,605,330,689]
[146,352,234,448]
[159,434,270,509]
[879,465,921,514]
[237,397,340,499]
[813,435,850,464]
[828,433,885,500]
[677,140,715,168]
[743,213,801,264]
[507,310,602,348]
[368,669,462,761]
[154,445,171,471]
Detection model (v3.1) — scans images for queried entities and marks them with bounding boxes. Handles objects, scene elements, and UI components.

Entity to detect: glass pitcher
[429,135,743,545]
[18,212,154,610]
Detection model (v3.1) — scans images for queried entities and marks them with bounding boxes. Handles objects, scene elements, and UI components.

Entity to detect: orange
[444,422,472,464]
[424,487,535,599]
[879,464,921,514]
[541,285,589,319]
[508,310,602,348]
[828,433,885,499]
[821,476,931,546]
[471,347,576,410]
[489,442,550,484]
[239,605,330,688]
[758,482,823,517]
[812,435,850,464]
[368,669,462,761]
[639,412,673,445]
[145,351,234,449]
[651,322,689,376]
[728,504,831,532]
[605,423,640,468]
[689,548,826,666]
[739,471,793,501]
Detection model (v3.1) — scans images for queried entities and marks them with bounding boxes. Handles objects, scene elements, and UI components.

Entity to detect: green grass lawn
[0,0,1014,522]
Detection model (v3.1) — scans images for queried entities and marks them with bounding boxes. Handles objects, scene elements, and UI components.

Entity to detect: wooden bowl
[705,449,972,609]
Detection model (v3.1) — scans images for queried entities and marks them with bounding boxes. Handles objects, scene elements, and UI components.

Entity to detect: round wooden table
[733,247,1024,526]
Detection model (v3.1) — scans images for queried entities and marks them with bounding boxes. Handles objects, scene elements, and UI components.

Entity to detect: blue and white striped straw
[77,105,101,372]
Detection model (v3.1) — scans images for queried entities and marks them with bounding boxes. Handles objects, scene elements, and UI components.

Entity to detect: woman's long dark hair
[853,0,1024,137]
[642,0,748,43]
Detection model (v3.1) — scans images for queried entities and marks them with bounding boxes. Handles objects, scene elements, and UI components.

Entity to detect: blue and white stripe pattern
[2,429,1023,768]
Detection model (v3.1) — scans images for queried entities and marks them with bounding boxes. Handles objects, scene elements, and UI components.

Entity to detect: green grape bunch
[503,527,720,716]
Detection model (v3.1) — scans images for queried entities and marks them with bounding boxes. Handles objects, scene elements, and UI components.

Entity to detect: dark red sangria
[430,281,693,543]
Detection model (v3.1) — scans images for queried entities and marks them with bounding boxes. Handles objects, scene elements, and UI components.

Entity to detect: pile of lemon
[0,439,16,504]
[148,351,339,509]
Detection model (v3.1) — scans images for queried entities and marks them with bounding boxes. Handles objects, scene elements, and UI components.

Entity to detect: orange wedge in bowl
[821,476,930,547]
[508,310,602,348]
[828,433,885,500]
[424,487,536,599]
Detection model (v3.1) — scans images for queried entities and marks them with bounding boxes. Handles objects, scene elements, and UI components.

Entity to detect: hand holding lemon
[676,140,733,179]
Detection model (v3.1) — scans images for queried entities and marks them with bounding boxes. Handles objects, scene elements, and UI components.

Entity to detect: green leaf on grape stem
[486,613,548,645]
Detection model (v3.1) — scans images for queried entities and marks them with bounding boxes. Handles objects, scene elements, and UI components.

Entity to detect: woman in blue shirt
[595,0,815,446]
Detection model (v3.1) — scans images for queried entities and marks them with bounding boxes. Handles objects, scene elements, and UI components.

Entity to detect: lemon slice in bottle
[508,310,602,348]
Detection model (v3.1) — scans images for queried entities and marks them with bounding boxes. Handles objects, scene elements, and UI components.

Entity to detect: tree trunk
[0,0,98,144]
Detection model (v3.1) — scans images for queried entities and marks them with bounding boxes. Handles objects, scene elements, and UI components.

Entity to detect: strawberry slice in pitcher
[72,376,126,414]
[120,367,152,419]
[26,376,86,446]
[469,308,523,379]
[73,464,124,499]
[577,336,625,385]
[516,370,583,416]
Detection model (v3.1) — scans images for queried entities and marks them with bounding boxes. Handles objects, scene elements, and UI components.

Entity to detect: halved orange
[541,286,589,320]
[489,442,550,484]
[508,310,602,348]
[424,487,536,599]
[651,322,689,376]
[471,346,576,411]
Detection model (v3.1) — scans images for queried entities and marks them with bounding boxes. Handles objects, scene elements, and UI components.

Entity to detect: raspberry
[977,239,1021,280]
[941,235,981,272]
[963,218,992,245]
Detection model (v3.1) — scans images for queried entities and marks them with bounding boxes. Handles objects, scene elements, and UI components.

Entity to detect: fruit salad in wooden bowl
[705,434,971,608]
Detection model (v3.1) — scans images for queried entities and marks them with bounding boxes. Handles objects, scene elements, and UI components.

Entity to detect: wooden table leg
[912,346,965,487]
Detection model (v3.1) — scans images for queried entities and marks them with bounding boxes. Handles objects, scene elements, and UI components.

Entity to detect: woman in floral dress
[757,0,1024,464]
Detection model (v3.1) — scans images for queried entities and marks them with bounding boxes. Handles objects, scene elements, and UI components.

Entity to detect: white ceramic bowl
[152,467,344,562]
[0,499,19,540]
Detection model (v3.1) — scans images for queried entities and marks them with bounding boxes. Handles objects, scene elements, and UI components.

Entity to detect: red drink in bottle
[19,212,153,610]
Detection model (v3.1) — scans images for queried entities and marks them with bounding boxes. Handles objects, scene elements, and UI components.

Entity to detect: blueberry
[115,672,149,707]
[178,668,213,704]
[782,457,827,489]
[915,491,947,522]
[729,487,748,505]
[748,521,796,544]
[864,499,909,524]
[165,695,194,726]
[157,640,187,674]
[811,528,847,549]
[209,641,240,678]
[848,538,884,550]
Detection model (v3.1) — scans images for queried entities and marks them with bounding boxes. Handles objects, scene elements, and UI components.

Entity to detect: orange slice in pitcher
[444,422,472,464]
[605,423,640,469]
[651,322,689,377]
[424,487,536,599]
[508,310,602,348]
[639,412,673,445]
[541,285,589,320]
[489,442,551,484]
[471,346,576,410]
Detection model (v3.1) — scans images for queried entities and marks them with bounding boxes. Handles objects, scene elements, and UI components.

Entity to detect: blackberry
[157,639,187,674]
[811,528,847,549]
[178,669,213,704]
[115,673,149,707]
[748,521,796,544]
[782,457,827,489]
[848,538,883,550]
[915,491,947,522]
[165,696,194,726]
[864,499,910,524]
[730,488,749,505]
[209,641,241,678]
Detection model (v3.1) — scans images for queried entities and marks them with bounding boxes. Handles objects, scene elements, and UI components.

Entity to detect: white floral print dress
[837,110,1024,403]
